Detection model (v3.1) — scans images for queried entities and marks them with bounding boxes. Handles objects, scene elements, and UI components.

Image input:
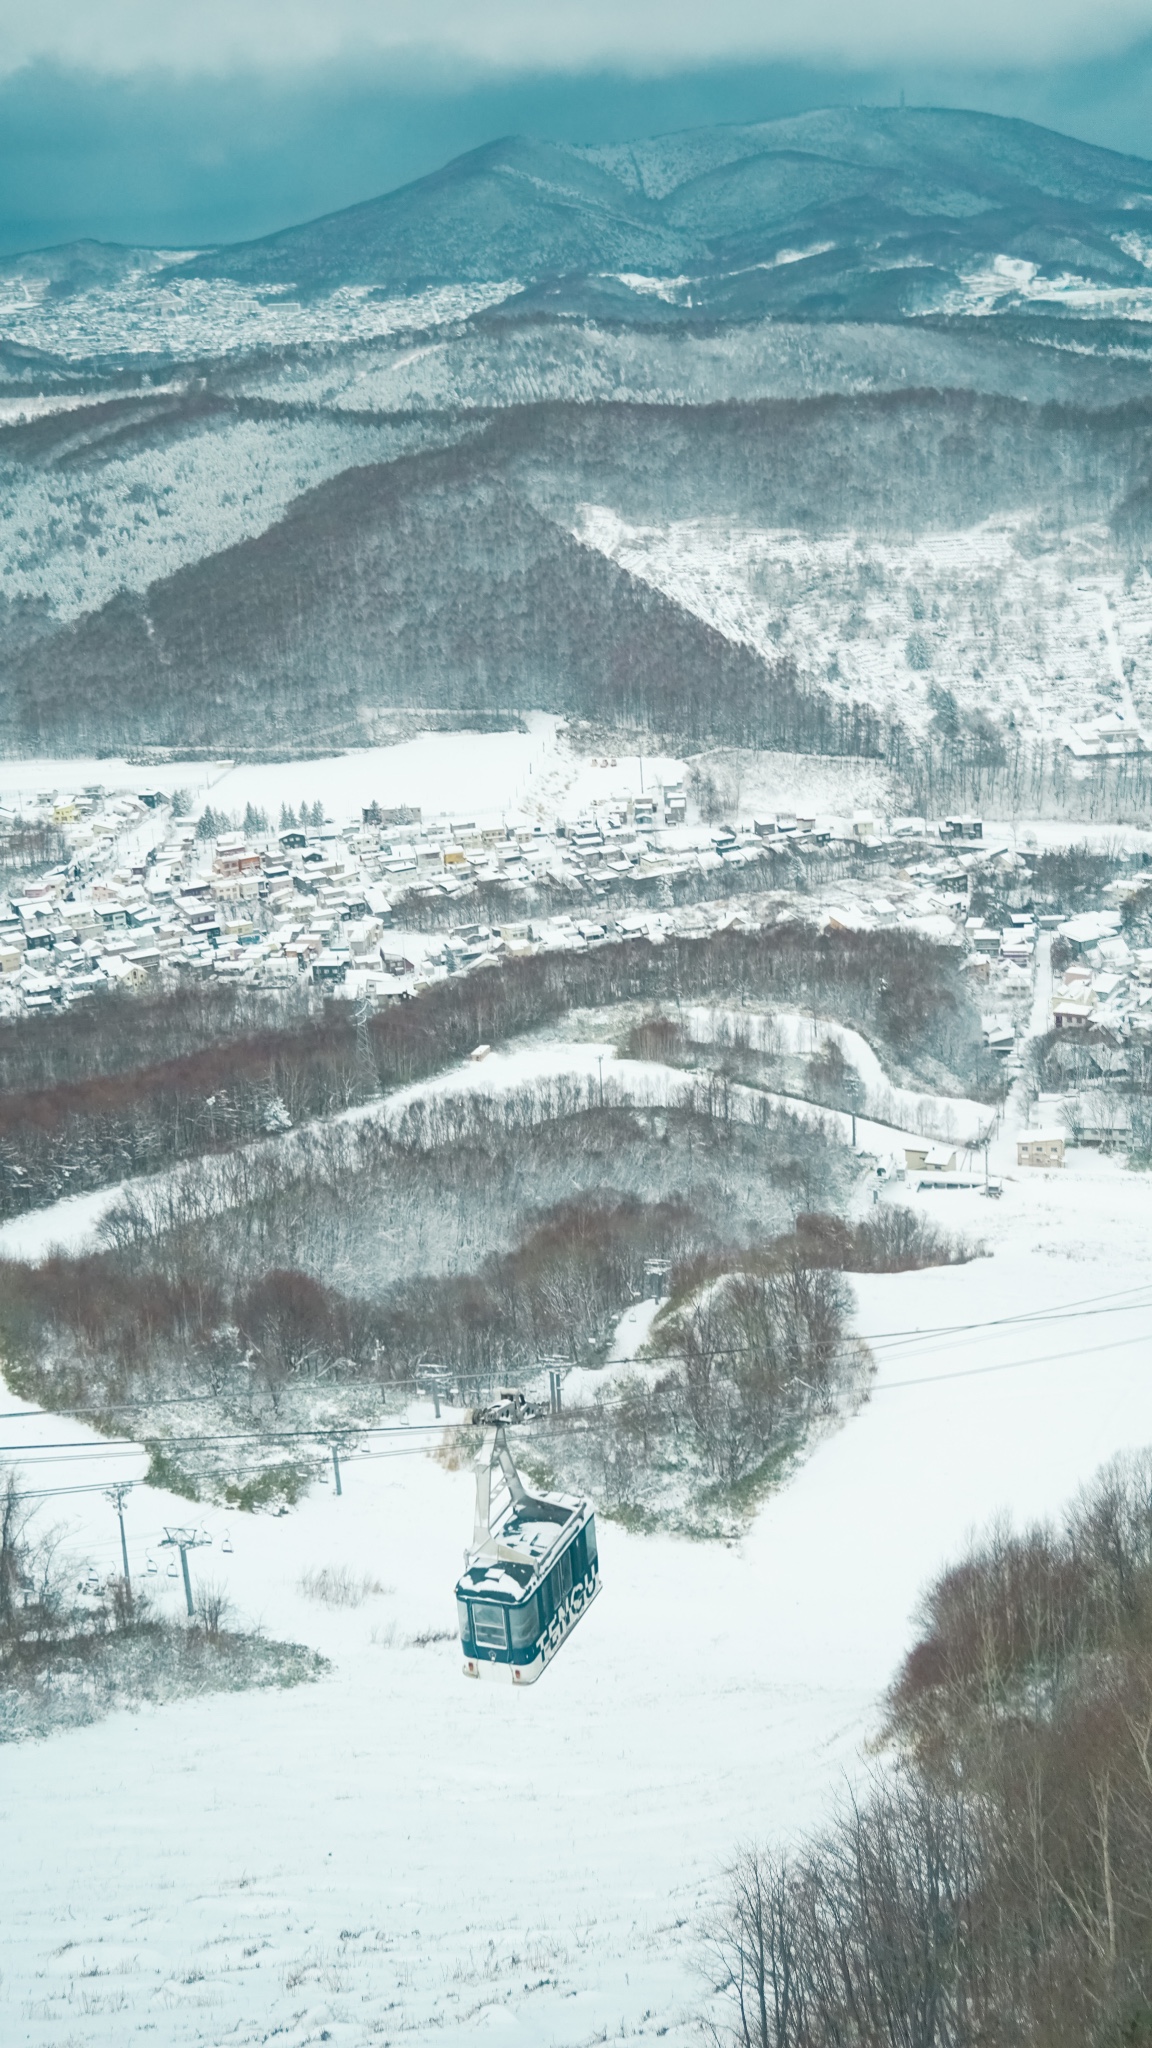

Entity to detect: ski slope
[3,1150,1152,2045]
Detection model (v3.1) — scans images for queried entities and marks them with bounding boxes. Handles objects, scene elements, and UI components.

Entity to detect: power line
[0,1416,465,1456]
[627,1285,1152,1365]
[858,1279,1152,1350]
[8,1321,1151,1507]
[5,1281,1151,1435]
[3,1281,1152,1497]
[871,1328,1152,1393]
[6,1439,447,1500]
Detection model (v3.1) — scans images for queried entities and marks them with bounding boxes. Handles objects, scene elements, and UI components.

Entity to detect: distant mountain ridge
[165,106,1152,317]
[6,106,1152,332]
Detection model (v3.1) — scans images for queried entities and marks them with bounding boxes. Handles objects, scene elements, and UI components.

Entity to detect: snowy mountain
[11,107,1152,326]
[5,106,1152,756]
[170,108,1152,321]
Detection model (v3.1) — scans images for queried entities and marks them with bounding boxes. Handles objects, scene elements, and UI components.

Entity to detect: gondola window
[471,1602,508,1650]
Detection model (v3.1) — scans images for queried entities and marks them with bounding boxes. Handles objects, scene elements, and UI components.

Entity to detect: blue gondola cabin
[456,1426,600,1683]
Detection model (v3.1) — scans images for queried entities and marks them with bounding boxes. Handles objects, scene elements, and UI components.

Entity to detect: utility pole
[105,1482,133,1585]
[354,990,377,1094]
[324,1431,357,1495]
[160,1527,211,1618]
[597,1053,604,1107]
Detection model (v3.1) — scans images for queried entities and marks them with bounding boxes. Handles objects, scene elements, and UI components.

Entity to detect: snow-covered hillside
[0,412,475,622]
[3,1154,1152,2045]
[575,506,1152,742]
[0,275,519,368]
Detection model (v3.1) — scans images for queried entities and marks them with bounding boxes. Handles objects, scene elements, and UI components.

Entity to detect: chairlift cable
[2,1284,1150,1440]
[3,1306,1151,1469]
[5,1322,1150,1508]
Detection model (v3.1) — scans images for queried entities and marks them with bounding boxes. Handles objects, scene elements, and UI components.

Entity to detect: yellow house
[904,1144,958,1172]
[1017,1133,1065,1168]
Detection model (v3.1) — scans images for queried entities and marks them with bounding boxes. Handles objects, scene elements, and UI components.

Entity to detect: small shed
[904,1143,958,1173]
[1017,1132,1065,1168]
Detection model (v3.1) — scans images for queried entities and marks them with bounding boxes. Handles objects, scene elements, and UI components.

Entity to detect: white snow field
[0,718,683,838]
[3,1149,1152,2045]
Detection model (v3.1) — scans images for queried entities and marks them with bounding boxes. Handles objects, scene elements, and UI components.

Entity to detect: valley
[5,97,1152,2048]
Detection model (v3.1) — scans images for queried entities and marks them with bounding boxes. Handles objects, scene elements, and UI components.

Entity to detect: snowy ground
[0,719,682,837]
[0,277,520,367]
[0,1023,990,1268]
[8,721,1152,852]
[3,1155,1152,2045]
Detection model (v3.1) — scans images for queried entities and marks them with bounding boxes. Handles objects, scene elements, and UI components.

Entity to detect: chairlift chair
[221,1536,234,1555]
[455,1424,600,1685]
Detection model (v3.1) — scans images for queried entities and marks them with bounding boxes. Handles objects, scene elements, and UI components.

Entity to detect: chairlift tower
[104,1481,133,1584]
[160,1527,211,1617]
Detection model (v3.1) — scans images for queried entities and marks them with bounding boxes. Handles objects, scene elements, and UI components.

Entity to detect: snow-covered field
[3,1150,1152,2045]
[0,721,679,835]
[6,723,1150,854]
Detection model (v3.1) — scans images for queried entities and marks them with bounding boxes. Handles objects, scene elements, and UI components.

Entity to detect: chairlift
[455,1424,599,1685]
[166,1559,178,1578]
[466,1387,535,1427]
[145,1554,158,1575]
[221,1536,233,1555]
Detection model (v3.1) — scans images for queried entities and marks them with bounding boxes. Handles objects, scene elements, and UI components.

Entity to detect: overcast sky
[6,0,1152,73]
[4,2,1152,254]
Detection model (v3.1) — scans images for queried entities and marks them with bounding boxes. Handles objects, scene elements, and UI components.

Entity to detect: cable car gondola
[455,1423,600,1684]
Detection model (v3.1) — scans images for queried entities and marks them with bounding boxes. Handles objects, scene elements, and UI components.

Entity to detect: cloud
[7,0,1152,76]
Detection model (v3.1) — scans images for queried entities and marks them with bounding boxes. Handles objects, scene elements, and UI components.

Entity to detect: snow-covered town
[2,729,1152,1167]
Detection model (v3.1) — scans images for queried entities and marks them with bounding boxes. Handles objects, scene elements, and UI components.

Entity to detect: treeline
[709,1451,1152,2047]
[898,724,1152,823]
[0,923,980,1218]
[666,1205,975,1297]
[0,1176,949,1505]
[606,1259,860,1503]
[567,1206,969,1514]
[0,1085,848,1417]
[0,819,67,882]
[0,980,311,1097]
[0,439,879,758]
[12,389,1152,792]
